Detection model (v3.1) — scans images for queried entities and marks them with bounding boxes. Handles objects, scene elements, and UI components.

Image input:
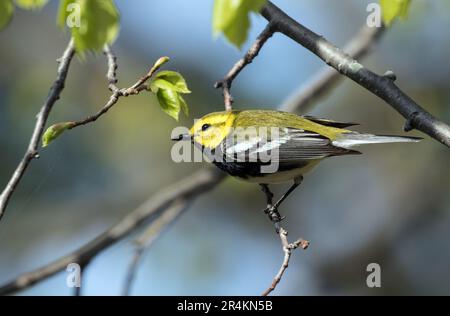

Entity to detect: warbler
[173,110,421,226]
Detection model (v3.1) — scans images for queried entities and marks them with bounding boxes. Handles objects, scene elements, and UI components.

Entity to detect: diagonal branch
[215,23,276,111]
[103,45,120,93]
[0,40,75,222]
[262,1,450,147]
[122,199,190,296]
[0,168,223,295]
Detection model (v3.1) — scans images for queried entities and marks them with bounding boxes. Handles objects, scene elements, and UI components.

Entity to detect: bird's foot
[263,205,285,232]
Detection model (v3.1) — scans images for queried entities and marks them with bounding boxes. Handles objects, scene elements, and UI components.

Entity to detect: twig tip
[154,56,170,69]
[383,70,397,81]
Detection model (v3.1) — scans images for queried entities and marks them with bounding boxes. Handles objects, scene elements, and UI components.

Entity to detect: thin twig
[215,23,276,111]
[122,248,144,297]
[122,199,189,296]
[262,1,450,147]
[0,168,223,295]
[262,228,309,296]
[0,40,75,222]
[67,56,169,130]
[103,45,120,93]
[281,25,385,113]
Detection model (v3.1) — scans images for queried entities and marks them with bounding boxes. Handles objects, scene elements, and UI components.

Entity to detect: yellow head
[185,111,237,149]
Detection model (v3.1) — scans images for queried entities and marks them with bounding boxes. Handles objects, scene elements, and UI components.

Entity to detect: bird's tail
[332,132,422,149]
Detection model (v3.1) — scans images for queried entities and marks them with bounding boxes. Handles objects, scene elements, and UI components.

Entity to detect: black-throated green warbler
[173,110,421,226]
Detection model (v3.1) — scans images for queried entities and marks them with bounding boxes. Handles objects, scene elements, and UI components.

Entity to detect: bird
[172,110,421,229]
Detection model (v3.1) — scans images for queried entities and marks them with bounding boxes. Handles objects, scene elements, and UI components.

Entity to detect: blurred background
[1,0,450,296]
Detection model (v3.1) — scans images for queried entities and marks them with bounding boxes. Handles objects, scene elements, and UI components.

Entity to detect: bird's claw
[263,206,285,224]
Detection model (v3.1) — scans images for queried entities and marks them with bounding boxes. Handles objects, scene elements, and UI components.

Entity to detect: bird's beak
[171,133,192,141]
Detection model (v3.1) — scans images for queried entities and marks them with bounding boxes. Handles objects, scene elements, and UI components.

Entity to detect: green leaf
[15,0,48,10]
[156,89,183,121]
[150,71,190,120]
[178,94,189,117]
[57,0,120,54]
[42,122,75,147]
[0,0,14,31]
[150,78,177,93]
[380,0,411,26]
[153,71,191,94]
[212,0,267,49]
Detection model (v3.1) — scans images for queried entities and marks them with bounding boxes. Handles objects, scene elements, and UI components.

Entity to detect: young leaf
[42,122,75,147]
[0,0,14,31]
[149,70,191,120]
[178,94,189,117]
[380,0,411,26]
[153,71,191,94]
[153,56,170,69]
[15,0,48,10]
[212,0,267,49]
[156,89,182,121]
[57,0,120,54]
[150,78,177,93]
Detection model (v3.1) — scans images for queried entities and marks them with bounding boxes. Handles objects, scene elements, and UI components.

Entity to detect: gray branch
[262,228,309,296]
[215,23,276,111]
[122,199,190,296]
[103,45,120,93]
[0,168,223,295]
[0,40,75,222]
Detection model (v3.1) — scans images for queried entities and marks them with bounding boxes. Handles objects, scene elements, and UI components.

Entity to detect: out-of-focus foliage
[57,0,120,53]
[1,0,52,31]
[0,0,14,30]
[15,0,48,10]
[380,0,411,25]
[212,0,267,49]
[150,71,191,120]
[152,71,191,95]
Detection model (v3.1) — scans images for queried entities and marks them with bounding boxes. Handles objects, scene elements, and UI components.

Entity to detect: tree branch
[122,199,189,296]
[103,45,120,93]
[262,1,450,147]
[0,40,75,222]
[0,168,223,295]
[215,23,276,111]
[262,228,309,296]
[67,55,169,130]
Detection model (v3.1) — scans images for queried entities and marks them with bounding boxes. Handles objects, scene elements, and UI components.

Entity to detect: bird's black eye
[201,124,211,131]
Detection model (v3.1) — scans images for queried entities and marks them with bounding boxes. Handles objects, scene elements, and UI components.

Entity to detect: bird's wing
[302,115,359,128]
[221,127,359,163]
